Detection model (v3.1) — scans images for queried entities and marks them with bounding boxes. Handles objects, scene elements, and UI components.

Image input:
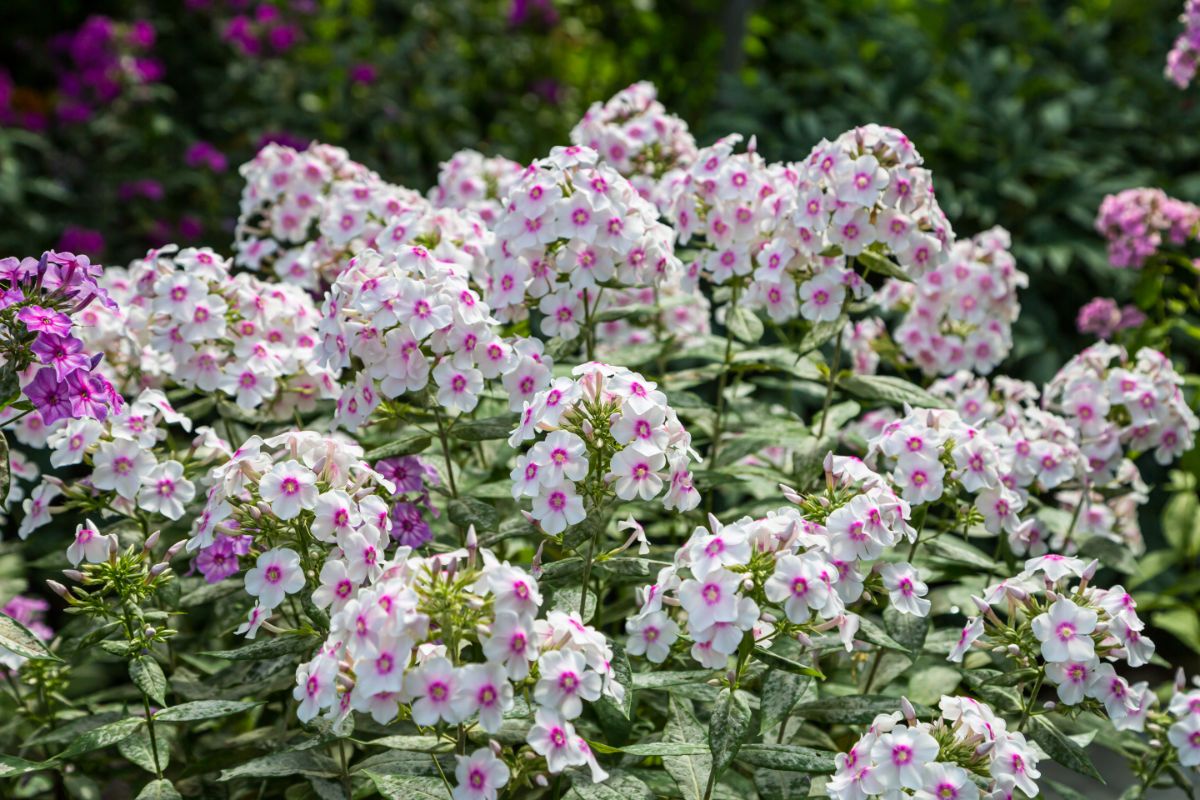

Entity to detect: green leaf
[155,699,264,722]
[709,688,752,777]
[856,617,909,653]
[568,769,654,800]
[447,497,500,532]
[599,742,711,756]
[135,780,181,800]
[760,671,812,735]
[857,248,914,282]
[726,305,765,343]
[752,647,824,678]
[369,735,453,752]
[632,670,718,691]
[130,656,168,707]
[366,773,451,799]
[884,606,928,653]
[735,744,836,774]
[606,642,633,719]
[837,374,947,409]
[219,751,340,781]
[1028,717,1104,782]
[793,695,932,725]
[1163,490,1200,559]
[662,697,712,800]
[0,610,58,661]
[118,725,171,774]
[0,754,48,778]
[1152,606,1200,656]
[57,717,145,760]
[1076,538,1138,575]
[364,434,432,460]
[923,537,999,571]
[754,768,811,800]
[200,634,316,661]
[451,414,518,441]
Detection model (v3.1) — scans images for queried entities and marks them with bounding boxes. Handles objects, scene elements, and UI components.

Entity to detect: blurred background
[3,0,1200,380]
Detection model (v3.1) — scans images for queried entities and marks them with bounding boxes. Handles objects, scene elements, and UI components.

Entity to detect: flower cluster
[1076,296,1146,340]
[882,227,1026,375]
[666,124,953,327]
[510,363,700,533]
[1095,187,1200,269]
[1167,0,1200,88]
[428,149,525,226]
[295,545,618,791]
[0,250,123,425]
[829,696,1043,799]
[570,81,697,209]
[192,431,398,637]
[46,15,162,128]
[927,371,1153,556]
[626,455,921,669]
[485,146,682,339]
[234,141,429,287]
[949,555,1156,732]
[126,245,337,415]
[20,389,202,541]
[1044,342,1199,473]
[317,245,551,428]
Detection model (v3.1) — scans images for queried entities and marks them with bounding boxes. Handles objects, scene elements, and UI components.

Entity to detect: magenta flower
[389,502,432,548]
[31,333,91,380]
[17,306,72,337]
[24,368,74,425]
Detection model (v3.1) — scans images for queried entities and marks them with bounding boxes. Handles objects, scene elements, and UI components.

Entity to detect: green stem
[578,524,599,612]
[1017,673,1044,732]
[708,322,737,473]
[434,408,459,500]
[817,328,845,438]
[142,694,163,780]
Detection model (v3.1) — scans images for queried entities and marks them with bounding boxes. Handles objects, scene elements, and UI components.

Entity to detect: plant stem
[817,328,845,438]
[1061,493,1084,549]
[708,324,736,472]
[434,407,458,499]
[862,648,884,693]
[578,524,599,612]
[142,694,163,779]
[1017,673,1044,732]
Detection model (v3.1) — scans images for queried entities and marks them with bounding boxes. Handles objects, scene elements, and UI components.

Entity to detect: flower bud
[143,530,161,552]
[1043,701,1056,711]
[163,540,187,562]
[900,697,917,724]
[46,580,71,600]
[149,563,170,578]
[534,774,549,787]
[144,626,157,638]
[490,739,502,757]
[107,534,121,559]
[779,484,804,505]
[1149,738,1162,749]
[62,569,85,583]
[1081,559,1099,582]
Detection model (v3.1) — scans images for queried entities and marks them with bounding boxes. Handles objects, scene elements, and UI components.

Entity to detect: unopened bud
[741,577,754,592]
[1007,644,1021,656]
[143,530,161,551]
[534,774,549,787]
[1043,701,1056,711]
[163,540,186,562]
[974,739,995,757]
[107,534,121,558]
[779,484,804,505]
[46,580,71,600]
[144,626,157,638]
[490,739,502,756]
[1149,738,1162,749]
[1176,668,1187,692]
[1081,559,1098,582]
[971,596,992,615]
[900,697,917,724]
[62,569,85,583]
[149,563,170,578]
[466,525,478,552]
